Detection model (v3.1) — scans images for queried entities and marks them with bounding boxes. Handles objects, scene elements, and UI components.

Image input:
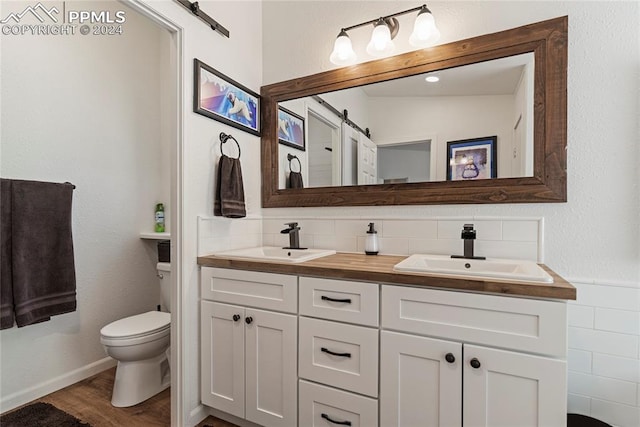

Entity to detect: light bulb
[425,75,440,83]
[366,19,395,57]
[330,30,357,66]
[409,7,441,47]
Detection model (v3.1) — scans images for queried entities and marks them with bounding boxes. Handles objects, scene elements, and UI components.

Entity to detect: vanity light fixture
[329,4,440,66]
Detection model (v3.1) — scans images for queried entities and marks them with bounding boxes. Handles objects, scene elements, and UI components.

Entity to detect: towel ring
[219,132,241,159]
[287,153,302,173]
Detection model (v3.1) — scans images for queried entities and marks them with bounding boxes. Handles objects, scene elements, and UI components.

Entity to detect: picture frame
[193,58,260,136]
[277,107,306,151]
[447,136,497,181]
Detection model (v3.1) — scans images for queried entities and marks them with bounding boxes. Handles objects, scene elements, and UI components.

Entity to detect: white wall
[137,1,263,424]
[0,0,167,411]
[263,1,640,426]
[368,94,513,180]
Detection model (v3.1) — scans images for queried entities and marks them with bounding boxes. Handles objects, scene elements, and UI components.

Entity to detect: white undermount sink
[213,246,336,263]
[394,254,553,283]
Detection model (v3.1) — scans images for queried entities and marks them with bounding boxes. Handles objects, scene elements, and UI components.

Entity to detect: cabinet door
[201,301,245,419]
[380,331,462,427]
[463,344,567,427]
[245,308,297,427]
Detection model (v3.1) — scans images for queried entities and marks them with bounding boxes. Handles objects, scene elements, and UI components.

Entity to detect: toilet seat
[101,311,170,343]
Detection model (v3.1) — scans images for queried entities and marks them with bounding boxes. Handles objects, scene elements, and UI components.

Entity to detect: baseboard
[207,408,263,427]
[188,403,210,427]
[0,357,117,414]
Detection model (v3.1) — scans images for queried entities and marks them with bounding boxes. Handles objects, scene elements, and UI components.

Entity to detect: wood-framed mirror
[261,16,567,207]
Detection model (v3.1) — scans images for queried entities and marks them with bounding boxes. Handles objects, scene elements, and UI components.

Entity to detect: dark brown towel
[214,155,246,218]
[1,179,14,329]
[11,180,76,327]
[288,171,304,189]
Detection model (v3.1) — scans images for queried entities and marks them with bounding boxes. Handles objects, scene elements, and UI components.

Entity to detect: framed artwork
[277,107,305,151]
[447,136,497,181]
[193,58,260,136]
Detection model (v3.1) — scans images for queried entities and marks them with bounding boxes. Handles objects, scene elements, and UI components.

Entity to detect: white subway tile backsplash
[568,349,593,373]
[595,308,640,335]
[473,221,503,241]
[335,219,380,237]
[407,238,460,256]
[313,234,358,252]
[568,304,595,328]
[437,220,474,239]
[300,219,335,235]
[568,371,637,406]
[574,283,640,311]
[592,353,640,383]
[382,220,437,239]
[567,393,591,415]
[502,220,539,242]
[569,327,639,358]
[591,398,640,427]
[475,240,538,261]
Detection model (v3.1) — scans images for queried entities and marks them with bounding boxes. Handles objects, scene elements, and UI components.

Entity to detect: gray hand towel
[214,155,246,218]
[1,179,14,329]
[288,171,304,189]
[11,180,76,327]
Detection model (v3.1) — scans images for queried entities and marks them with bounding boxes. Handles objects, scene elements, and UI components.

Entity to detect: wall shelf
[140,232,171,240]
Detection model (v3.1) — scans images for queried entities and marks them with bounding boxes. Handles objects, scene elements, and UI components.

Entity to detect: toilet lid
[101,311,170,339]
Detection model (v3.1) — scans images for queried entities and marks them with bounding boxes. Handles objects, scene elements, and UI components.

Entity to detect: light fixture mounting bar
[175,0,230,38]
[341,4,427,32]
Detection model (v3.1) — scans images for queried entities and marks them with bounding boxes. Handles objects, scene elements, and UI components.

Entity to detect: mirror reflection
[278,53,534,189]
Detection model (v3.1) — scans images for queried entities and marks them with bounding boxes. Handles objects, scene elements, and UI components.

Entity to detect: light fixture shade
[366,20,395,57]
[330,30,357,66]
[409,7,440,47]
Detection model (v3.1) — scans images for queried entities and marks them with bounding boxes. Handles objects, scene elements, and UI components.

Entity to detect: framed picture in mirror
[193,58,260,136]
[278,107,305,151]
[447,136,497,181]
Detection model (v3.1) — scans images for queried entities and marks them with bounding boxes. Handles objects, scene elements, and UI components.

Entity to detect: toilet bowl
[100,262,172,407]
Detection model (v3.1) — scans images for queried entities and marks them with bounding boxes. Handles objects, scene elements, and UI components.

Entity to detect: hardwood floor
[9,368,236,427]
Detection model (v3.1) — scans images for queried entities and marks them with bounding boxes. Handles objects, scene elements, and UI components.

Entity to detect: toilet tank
[157,262,171,312]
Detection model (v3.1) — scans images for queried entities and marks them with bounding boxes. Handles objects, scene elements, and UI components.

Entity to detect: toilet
[100,262,172,407]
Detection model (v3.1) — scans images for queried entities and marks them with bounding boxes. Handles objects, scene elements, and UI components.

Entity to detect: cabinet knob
[445,353,456,363]
[470,358,481,369]
[232,314,241,322]
[245,316,253,325]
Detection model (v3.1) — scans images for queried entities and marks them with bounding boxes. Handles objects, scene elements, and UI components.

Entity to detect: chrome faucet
[452,224,486,260]
[280,222,306,250]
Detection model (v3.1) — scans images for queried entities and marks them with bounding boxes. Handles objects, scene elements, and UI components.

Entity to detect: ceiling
[361,52,534,97]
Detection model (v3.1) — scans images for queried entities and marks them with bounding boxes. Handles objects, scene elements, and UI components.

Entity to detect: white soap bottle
[365,222,379,255]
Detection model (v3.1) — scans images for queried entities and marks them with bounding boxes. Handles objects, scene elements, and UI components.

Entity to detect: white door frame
[120,2,184,426]
[305,98,343,186]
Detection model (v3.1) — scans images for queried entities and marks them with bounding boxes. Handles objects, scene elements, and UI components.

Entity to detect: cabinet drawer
[382,285,567,358]
[201,267,297,313]
[299,317,378,397]
[299,380,378,427]
[299,277,379,326]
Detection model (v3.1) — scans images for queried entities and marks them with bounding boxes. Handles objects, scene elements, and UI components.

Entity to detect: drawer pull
[470,358,481,369]
[321,295,352,304]
[245,316,253,325]
[321,347,351,358]
[321,413,352,426]
[232,314,241,322]
[445,353,456,363]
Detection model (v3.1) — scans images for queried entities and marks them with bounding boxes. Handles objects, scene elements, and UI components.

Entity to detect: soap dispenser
[365,222,379,255]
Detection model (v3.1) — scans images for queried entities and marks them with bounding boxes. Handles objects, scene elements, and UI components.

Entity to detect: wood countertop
[197,252,576,300]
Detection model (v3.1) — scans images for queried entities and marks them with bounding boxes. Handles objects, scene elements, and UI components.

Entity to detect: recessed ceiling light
[425,75,440,83]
